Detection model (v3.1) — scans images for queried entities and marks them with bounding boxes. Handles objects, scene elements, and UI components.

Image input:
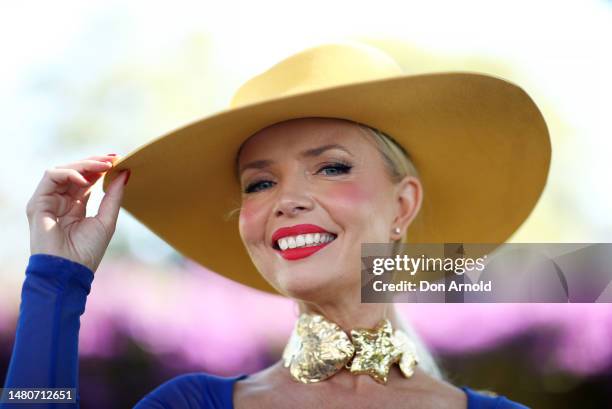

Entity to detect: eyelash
[243,161,353,194]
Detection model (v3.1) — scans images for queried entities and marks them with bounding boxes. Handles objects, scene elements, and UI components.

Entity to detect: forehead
[237,117,374,164]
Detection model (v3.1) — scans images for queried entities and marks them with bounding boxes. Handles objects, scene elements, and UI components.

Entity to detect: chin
[272,269,346,301]
[277,271,355,303]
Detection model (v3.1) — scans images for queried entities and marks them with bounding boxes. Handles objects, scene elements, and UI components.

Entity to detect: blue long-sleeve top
[1,254,529,408]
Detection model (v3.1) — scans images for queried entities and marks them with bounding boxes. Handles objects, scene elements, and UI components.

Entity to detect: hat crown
[229,43,404,108]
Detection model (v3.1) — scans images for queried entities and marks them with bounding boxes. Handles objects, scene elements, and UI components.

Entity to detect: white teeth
[277,233,336,250]
[288,237,297,249]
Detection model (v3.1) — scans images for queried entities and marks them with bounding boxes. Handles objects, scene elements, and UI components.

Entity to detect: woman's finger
[54,159,113,173]
[65,169,110,200]
[95,170,129,235]
[54,158,116,199]
[85,154,118,162]
[31,168,92,200]
[56,190,93,229]
[51,161,112,196]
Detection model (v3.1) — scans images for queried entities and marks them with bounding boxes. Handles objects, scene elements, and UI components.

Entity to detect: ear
[391,175,423,241]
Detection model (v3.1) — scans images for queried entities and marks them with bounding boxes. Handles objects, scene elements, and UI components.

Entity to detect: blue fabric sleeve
[133,373,248,409]
[461,386,531,409]
[1,254,94,409]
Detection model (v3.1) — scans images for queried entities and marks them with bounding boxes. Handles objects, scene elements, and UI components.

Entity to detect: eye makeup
[242,158,354,194]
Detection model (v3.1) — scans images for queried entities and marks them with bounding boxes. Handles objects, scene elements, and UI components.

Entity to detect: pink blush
[324,182,370,204]
[237,201,265,236]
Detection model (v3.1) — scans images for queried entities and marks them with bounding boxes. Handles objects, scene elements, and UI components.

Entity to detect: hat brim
[102,72,551,294]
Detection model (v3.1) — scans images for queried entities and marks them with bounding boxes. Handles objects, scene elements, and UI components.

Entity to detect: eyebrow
[239,143,352,175]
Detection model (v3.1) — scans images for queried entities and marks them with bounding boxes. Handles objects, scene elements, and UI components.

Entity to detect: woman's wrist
[27,253,95,292]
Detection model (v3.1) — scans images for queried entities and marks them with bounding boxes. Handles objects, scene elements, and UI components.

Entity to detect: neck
[296,297,404,333]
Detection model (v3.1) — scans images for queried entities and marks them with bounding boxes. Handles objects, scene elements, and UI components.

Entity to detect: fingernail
[107,153,117,156]
[84,173,97,183]
[123,170,131,186]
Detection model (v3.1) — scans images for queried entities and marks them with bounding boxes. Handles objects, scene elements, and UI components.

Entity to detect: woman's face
[237,117,421,300]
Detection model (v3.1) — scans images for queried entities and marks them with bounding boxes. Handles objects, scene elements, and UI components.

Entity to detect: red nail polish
[84,173,97,183]
[123,170,131,185]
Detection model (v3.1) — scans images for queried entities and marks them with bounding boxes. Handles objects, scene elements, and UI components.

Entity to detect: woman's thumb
[95,170,130,235]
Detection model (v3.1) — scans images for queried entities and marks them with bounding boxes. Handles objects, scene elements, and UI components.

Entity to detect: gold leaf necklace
[282,313,419,384]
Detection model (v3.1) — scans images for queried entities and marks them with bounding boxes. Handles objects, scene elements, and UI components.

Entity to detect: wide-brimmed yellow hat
[102,42,551,294]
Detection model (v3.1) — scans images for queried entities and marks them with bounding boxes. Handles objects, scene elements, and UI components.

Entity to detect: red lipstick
[271,224,336,261]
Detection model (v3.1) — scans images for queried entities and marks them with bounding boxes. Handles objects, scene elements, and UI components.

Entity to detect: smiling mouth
[272,232,338,251]
[272,232,338,261]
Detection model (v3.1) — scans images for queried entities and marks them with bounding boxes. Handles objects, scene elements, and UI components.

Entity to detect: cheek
[322,182,372,214]
[324,182,376,228]
[323,181,392,239]
[238,199,268,242]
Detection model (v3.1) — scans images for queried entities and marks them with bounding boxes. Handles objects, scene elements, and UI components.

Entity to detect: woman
[3,42,550,408]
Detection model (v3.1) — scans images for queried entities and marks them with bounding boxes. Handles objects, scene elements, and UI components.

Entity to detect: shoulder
[461,386,530,409]
[133,372,248,409]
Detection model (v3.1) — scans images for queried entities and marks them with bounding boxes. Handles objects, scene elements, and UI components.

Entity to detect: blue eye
[243,162,352,194]
[244,180,275,194]
[318,162,352,176]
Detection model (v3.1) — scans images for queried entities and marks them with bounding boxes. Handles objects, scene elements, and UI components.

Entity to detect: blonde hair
[354,122,445,381]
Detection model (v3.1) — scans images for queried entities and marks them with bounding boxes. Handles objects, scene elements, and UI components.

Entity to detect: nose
[273,177,314,218]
